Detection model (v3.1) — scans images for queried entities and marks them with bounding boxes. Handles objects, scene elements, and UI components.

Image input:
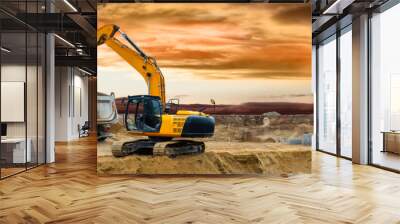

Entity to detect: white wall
[54,67,89,141]
[55,66,70,141]
[72,73,89,138]
[1,65,43,138]
[1,65,26,138]
[1,63,46,164]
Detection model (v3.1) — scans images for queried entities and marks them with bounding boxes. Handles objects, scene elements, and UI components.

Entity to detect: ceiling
[0,0,97,74]
[312,0,390,43]
[98,0,309,2]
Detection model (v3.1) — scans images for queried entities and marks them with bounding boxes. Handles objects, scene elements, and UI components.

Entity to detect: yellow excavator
[97,24,215,157]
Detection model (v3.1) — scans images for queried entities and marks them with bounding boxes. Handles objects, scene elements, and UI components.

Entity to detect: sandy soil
[98,139,311,175]
[97,114,312,175]
[98,139,310,157]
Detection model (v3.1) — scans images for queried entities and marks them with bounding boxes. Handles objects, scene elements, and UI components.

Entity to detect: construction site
[97,112,313,175]
[95,5,313,175]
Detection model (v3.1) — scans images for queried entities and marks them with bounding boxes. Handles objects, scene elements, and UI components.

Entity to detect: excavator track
[153,140,205,157]
[112,139,155,157]
[112,139,205,158]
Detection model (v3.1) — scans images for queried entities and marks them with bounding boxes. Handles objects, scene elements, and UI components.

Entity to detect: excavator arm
[97,24,166,108]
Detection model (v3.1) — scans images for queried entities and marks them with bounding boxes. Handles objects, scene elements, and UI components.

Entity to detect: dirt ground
[98,140,311,175]
[97,114,312,175]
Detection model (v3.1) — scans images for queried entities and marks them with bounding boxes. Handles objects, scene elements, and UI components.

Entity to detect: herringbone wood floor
[1,137,400,224]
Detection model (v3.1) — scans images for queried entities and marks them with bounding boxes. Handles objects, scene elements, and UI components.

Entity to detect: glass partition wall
[0,1,46,179]
[339,27,352,159]
[0,30,27,177]
[370,3,400,171]
[315,26,352,159]
[315,0,400,171]
[317,35,337,154]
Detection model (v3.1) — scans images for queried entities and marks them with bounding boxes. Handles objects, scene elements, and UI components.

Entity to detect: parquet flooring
[1,137,400,223]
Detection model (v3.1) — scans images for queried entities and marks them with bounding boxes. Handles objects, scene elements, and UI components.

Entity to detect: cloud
[172,94,190,99]
[270,4,311,25]
[98,3,311,80]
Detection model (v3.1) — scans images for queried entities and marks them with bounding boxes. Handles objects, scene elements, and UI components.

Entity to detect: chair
[79,121,90,138]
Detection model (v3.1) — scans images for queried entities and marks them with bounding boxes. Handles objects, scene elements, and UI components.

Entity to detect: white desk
[1,138,31,163]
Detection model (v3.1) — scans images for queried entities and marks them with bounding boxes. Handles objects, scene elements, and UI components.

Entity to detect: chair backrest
[82,121,90,129]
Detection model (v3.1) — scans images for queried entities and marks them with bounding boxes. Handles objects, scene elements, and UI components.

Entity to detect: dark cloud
[271,4,311,25]
[194,71,310,80]
[99,3,227,25]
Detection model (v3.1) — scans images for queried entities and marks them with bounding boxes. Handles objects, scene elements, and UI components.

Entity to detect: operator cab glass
[125,95,162,132]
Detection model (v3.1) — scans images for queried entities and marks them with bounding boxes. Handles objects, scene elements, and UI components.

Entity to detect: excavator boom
[97,24,166,108]
[98,24,215,158]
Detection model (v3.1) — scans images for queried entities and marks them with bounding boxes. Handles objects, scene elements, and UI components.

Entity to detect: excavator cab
[125,95,162,133]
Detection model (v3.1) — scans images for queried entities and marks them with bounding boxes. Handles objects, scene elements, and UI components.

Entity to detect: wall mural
[97,3,312,175]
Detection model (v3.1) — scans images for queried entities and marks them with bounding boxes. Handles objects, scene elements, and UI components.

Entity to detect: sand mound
[97,142,311,175]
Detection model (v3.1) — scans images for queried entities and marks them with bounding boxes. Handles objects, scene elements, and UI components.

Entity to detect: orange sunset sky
[97,3,312,104]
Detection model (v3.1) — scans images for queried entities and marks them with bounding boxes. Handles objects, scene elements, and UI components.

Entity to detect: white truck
[97,92,118,141]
